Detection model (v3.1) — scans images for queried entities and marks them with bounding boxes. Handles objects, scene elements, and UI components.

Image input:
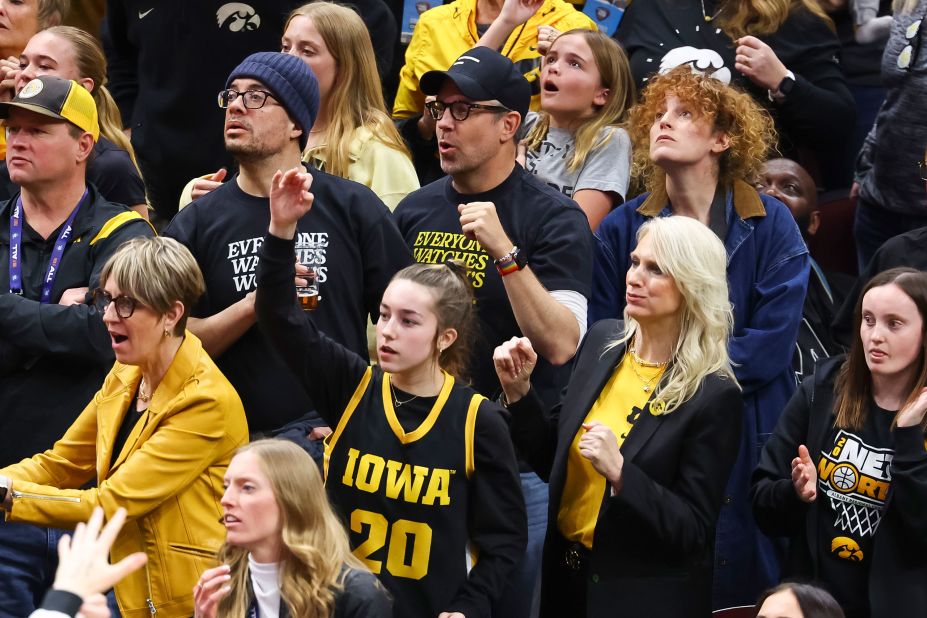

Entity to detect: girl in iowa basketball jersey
[753,268,927,618]
[254,167,527,618]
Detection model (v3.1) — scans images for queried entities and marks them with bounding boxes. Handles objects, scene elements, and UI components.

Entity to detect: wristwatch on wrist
[768,70,796,103]
[494,246,528,277]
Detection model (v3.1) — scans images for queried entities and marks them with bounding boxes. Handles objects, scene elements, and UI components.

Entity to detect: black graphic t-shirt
[394,165,594,407]
[816,403,895,617]
[164,168,412,432]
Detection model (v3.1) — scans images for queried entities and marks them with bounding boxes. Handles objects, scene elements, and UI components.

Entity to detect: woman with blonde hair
[186,1,418,211]
[518,29,635,229]
[494,216,742,617]
[615,0,855,190]
[1,26,147,216]
[193,440,390,618]
[589,67,810,608]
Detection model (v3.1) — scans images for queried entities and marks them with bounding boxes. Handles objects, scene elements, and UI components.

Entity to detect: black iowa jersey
[324,367,483,618]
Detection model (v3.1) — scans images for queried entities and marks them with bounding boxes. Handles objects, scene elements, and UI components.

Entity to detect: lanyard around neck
[8,188,89,302]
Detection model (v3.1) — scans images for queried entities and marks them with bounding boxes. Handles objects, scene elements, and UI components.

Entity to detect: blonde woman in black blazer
[494,216,743,618]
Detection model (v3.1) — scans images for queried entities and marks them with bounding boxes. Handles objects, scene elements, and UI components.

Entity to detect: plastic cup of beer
[297,266,319,311]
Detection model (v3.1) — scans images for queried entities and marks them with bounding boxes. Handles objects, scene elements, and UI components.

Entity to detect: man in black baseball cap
[420,45,531,123]
[394,47,594,617]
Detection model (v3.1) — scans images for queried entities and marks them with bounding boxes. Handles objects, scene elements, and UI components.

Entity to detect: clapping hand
[269,167,314,240]
[896,387,927,428]
[193,565,232,618]
[493,336,537,404]
[791,444,818,503]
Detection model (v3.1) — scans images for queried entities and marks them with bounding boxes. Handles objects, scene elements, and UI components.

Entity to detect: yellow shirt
[557,353,665,549]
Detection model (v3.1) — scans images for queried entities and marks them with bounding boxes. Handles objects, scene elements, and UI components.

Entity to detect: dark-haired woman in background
[752,267,927,618]
[756,582,845,618]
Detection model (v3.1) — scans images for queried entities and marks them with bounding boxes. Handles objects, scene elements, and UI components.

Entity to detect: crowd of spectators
[0,0,925,617]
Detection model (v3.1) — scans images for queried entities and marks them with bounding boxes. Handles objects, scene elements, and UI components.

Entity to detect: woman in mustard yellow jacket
[0,237,248,618]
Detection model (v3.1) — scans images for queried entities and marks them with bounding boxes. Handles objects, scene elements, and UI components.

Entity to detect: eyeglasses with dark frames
[91,288,143,319]
[425,99,511,122]
[217,89,277,110]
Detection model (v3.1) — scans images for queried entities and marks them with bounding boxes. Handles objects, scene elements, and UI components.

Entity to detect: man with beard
[164,52,410,441]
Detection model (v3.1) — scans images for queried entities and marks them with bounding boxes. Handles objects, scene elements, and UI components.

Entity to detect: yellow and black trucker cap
[0,76,99,142]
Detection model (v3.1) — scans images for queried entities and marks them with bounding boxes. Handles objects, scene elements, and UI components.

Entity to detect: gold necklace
[699,0,723,22]
[627,353,664,393]
[138,378,152,403]
[629,346,669,368]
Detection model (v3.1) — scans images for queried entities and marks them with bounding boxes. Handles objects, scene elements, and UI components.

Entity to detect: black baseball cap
[421,47,531,122]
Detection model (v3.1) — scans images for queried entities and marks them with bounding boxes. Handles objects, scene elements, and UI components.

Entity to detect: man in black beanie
[164,52,410,441]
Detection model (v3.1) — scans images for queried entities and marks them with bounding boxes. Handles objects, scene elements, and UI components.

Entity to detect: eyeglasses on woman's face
[91,288,143,319]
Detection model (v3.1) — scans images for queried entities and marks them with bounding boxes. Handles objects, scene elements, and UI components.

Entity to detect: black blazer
[509,320,743,618]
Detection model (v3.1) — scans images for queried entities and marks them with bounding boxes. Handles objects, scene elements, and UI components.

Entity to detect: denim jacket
[590,180,810,608]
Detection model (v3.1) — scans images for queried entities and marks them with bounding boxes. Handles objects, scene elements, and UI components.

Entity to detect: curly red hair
[627,67,777,194]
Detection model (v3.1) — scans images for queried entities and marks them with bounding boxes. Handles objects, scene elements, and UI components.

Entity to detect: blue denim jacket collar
[636,179,768,259]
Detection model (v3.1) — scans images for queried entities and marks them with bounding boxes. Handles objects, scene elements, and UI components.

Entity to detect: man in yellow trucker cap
[0,75,153,616]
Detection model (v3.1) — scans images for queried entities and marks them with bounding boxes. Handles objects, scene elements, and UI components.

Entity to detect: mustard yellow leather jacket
[1,332,248,617]
[393,0,596,119]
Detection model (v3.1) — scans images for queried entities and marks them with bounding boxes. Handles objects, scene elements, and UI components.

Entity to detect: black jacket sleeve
[887,425,927,547]
[255,232,370,427]
[602,380,743,557]
[0,218,153,361]
[335,569,393,618]
[750,376,815,537]
[508,387,560,481]
[449,400,528,618]
[770,11,856,146]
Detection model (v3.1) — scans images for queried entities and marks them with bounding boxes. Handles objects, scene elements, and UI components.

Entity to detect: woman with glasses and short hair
[0,236,249,617]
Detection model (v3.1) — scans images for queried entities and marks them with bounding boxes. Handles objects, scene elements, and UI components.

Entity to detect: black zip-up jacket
[751,356,927,618]
[0,184,154,467]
